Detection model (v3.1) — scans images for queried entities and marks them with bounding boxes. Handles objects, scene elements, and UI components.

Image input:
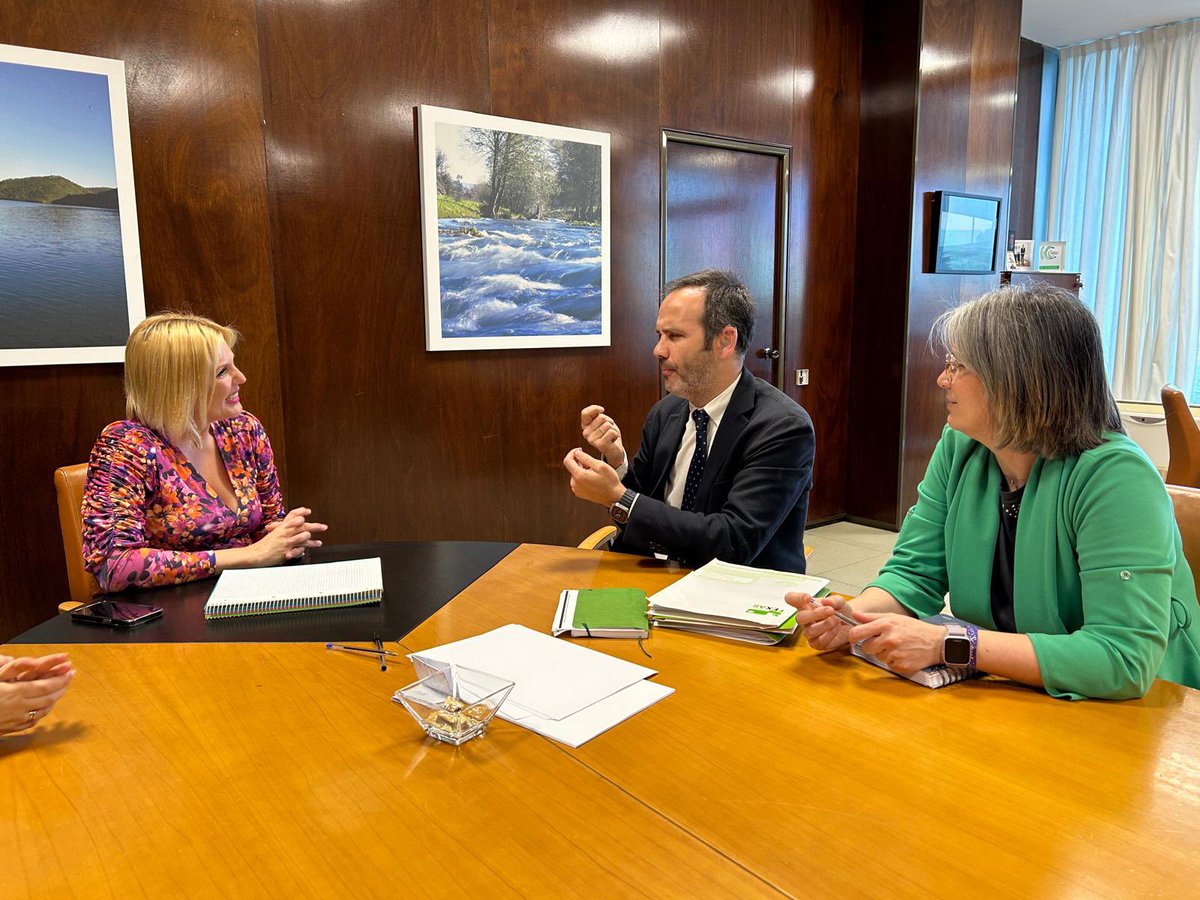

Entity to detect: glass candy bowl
[393,665,514,745]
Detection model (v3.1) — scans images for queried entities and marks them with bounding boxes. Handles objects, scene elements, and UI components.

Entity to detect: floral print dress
[82,412,285,592]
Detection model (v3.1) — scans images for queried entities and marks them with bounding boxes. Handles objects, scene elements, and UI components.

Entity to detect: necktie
[681,409,709,512]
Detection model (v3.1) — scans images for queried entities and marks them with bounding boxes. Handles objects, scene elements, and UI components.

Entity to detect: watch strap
[610,489,638,524]
[965,623,979,668]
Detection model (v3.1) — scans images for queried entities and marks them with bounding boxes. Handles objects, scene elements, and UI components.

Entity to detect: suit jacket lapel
[651,404,689,498]
[696,368,754,502]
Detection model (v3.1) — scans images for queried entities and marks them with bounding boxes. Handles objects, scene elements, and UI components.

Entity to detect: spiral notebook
[203,557,384,619]
[849,614,982,689]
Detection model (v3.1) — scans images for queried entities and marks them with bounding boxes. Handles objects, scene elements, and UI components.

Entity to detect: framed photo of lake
[0,44,145,367]
[418,105,610,351]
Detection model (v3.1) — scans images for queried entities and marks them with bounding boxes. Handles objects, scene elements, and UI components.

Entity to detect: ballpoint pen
[807,596,861,629]
[326,642,398,660]
[374,632,388,672]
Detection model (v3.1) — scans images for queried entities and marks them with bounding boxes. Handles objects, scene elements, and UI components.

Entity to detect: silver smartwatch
[942,623,973,667]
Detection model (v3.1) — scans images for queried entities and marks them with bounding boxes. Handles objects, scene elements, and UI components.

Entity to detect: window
[1040,19,1200,403]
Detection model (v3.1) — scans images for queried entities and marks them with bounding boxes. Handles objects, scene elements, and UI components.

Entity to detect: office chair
[578,525,618,550]
[576,524,814,563]
[1168,484,1200,597]
[1162,385,1200,487]
[54,463,99,612]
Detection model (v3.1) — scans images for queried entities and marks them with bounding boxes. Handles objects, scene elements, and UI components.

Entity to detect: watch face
[944,636,972,666]
[611,490,634,524]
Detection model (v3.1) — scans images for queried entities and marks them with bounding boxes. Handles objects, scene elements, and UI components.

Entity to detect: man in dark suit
[563,270,815,573]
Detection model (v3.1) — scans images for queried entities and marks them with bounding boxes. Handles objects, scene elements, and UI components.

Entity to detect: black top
[990,485,1024,633]
[11,541,517,645]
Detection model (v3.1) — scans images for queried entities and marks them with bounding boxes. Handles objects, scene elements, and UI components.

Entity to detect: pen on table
[326,642,399,660]
[807,596,861,629]
[374,632,388,672]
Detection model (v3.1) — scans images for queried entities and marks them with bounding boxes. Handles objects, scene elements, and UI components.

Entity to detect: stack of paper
[647,559,829,644]
[409,624,672,747]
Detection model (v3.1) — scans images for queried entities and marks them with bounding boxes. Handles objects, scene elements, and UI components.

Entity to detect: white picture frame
[0,43,145,367]
[1037,241,1067,272]
[417,105,610,351]
[1010,240,1034,271]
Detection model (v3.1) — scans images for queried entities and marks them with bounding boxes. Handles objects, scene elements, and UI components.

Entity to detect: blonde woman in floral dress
[82,313,326,593]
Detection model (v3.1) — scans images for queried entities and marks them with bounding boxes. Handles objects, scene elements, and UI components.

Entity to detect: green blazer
[870,427,1200,700]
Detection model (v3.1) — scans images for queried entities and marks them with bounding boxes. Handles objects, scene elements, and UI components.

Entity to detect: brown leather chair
[54,463,100,612]
[1163,385,1200,487]
[1168,484,1200,596]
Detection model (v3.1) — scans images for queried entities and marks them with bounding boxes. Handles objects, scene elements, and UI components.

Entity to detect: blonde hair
[930,284,1123,458]
[124,312,240,446]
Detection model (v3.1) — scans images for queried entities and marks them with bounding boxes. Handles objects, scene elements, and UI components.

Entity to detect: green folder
[553,588,649,638]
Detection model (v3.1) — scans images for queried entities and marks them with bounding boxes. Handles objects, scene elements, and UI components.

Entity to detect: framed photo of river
[0,44,145,367]
[418,105,610,351]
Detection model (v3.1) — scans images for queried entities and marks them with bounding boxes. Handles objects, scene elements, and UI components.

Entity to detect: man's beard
[665,349,716,404]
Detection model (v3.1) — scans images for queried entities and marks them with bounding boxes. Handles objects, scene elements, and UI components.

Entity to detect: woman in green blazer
[789,285,1200,699]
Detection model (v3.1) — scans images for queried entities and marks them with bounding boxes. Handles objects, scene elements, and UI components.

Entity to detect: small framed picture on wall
[930,190,1001,275]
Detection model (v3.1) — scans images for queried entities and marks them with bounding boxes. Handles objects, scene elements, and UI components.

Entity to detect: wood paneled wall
[848,0,1022,527]
[0,1,284,641]
[259,0,863,548]
[1010,37,1046,245]
[900,0,1023,513]
[0,0,862,639]
[847,0,921,527]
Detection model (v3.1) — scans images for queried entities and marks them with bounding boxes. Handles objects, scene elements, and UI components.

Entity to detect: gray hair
[662,269,755,357]
[930,284,1123,458]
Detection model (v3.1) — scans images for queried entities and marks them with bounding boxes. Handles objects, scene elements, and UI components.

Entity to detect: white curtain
[1045,19,1200,402]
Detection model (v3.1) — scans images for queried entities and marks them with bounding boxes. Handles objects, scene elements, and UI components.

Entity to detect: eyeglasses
[943,354,970,380]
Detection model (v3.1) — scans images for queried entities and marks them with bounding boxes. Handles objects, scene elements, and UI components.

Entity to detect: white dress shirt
[614,371,740,509]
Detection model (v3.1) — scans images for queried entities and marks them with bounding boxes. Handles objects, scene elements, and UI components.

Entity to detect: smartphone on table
[71,599,164,628]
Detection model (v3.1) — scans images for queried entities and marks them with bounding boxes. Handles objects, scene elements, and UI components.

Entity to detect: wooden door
[662,133,790,387]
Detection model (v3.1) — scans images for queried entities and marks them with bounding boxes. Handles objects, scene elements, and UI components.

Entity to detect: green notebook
[552,589,649,638]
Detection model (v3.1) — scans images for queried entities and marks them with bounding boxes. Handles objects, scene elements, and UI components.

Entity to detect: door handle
[756,347,781,360]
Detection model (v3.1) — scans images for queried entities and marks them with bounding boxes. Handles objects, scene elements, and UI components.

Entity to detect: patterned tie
[681,409,709,512]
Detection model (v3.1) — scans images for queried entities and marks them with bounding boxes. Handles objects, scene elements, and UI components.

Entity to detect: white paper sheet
[409,623,658,721]
[498,679,674,748]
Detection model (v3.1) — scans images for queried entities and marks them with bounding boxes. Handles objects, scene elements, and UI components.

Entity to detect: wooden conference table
[3,543,1199,898]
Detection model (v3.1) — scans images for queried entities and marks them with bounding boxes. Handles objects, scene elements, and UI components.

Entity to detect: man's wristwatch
[610,489,637,524]
[942,622,977,667]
